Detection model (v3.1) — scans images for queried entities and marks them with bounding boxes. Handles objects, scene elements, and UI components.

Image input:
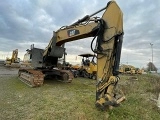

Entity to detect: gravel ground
[0,64,19,76]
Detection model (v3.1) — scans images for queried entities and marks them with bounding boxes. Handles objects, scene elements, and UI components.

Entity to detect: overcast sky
[0,0,160,69]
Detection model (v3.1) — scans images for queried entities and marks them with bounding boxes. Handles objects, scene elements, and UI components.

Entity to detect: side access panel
[31,48,44,68]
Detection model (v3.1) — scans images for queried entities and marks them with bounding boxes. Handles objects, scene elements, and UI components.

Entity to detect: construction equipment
[119,64,136,74]
[78,53,97,79]
[119,64,144,75]
[20,44,44,68]
[4,49,20,67]
[127,65,136,74]
[18,0,125,110]
[19,44,73,87]
[71,64,81,70]
[135,68,144,74]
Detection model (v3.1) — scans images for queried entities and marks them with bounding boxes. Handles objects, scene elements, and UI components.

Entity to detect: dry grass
[0,74,160,120]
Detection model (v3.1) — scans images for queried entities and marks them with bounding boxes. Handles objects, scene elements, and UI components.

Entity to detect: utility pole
[150,43,153,71]
[127,54,128,64]
[150,43,153,63]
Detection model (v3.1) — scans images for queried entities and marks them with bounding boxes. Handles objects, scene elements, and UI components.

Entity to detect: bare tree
[147,62,158,72]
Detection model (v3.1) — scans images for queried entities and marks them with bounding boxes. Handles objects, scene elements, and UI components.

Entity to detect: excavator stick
[93,1,125,110]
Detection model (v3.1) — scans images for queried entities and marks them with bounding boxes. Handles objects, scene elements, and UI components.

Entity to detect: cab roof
[78,53,95,57]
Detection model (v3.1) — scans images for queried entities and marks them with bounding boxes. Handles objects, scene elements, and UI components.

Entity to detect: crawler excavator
[4,49,20,67]
[18,0,125,110]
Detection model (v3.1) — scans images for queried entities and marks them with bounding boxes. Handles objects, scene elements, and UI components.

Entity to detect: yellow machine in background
[135,68,144,74]
[18,1,125,110]
[78,53,97,79]
[71,64,81,70]
[4,49,20,67]
[119,64,135,74]
[119,64,143,75]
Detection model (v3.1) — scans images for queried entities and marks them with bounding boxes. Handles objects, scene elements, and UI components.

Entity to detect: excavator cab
[78,53,97,79]
[21,44,44,68]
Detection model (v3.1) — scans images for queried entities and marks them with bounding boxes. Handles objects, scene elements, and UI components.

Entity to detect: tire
[83,70,89,78]
[92,74,96,80]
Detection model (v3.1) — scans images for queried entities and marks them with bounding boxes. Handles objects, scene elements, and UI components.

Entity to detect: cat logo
[67,29,80,37]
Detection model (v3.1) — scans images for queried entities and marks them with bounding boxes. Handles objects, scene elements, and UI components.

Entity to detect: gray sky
[0,0,160,69]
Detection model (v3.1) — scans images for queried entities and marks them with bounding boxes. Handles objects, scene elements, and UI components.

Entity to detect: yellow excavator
[135,68,144,74]
[78,53,97,79]
[4,49,20,67]
[18,0,125,110]
[119,64,144,75]
[119,64,136,74]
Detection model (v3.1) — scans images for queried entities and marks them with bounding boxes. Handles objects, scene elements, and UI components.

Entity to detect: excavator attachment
[93,1,125,110]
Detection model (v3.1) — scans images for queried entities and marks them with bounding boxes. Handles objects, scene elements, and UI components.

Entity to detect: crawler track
[59,69,74,82]
[18,68,74,87]
[18,69,44,87]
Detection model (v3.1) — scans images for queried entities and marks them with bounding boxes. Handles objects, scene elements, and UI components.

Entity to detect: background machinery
[119,64,136,74]
[119,64,144,75]
[135,67,144,74]
[71,64,81,70]
[19,44,73,87]
[4,49,20,67]
[78,53,97,79]
[18,0,125,110]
